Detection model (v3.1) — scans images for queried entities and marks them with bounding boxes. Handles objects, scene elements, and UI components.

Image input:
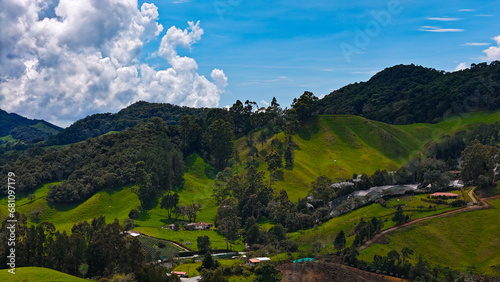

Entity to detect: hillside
[316,61,500,124]
[242,112,500,201]
[0,109,62,144]
[358,198,500,276]
[45,101,211,146]
[0,267,86,281]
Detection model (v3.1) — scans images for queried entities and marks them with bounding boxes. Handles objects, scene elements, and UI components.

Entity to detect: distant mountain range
[0,109,62,143]
[317,61,500,124]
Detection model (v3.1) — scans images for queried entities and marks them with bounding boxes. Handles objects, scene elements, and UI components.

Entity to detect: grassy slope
[0,154,243,251]
[1,112,499,253]
[358,199,500,276]
[0,267,86,282]
[287,191,463,251]
[237,112,500,201]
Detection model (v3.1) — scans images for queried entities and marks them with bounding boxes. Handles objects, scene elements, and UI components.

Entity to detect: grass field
[359,199,500,276]
[236,112,500,201]
[287,192,461,252]
[0,267,86,282]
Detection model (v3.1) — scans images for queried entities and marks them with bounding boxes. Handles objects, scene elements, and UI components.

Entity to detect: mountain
[46,101,211,145]
[316,61,500,124]
[0,109,62,143]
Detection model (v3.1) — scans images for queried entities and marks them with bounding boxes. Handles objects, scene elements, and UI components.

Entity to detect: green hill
[0,109,62,145]
[45,101,210,146]
[245,112,500,201]
[358,198,500,276]
[316,62,500,124]
[0,267,86,281]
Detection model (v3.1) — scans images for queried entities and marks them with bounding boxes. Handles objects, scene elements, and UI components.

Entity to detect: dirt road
[359,201,488,251]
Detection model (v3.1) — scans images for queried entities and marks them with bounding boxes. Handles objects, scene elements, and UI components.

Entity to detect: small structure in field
[247,257,271,266]
[171,271,188,278]
[127,230,141,237]
[184,222,213,230]
[429,192,458,199]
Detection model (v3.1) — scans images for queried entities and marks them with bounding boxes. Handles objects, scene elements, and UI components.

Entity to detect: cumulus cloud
[0,0,226,127]
[482,36,500,61]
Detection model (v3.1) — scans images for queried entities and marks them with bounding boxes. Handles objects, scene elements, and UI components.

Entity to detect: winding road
[359,192,491,251]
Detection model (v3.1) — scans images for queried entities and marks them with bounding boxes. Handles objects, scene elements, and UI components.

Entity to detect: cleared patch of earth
[278,262,408,282]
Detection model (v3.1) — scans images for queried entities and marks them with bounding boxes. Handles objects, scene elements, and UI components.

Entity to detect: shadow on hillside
[297,117,320,141]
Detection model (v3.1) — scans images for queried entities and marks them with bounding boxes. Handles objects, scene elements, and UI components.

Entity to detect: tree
[290,91,318,121]
[197,251,220,271]
[334,230,346,251]
[265,150,283,179]
[255,262,283,282]
[124,218,134,231]
[197,236,212,254]
[309,175,334,203]
[283,144,294,167]
[28,194,35,202]
[185,203,202,222]
[180,115,202,154]
[161,192,180,219]
[204,119,235,169]
[216,198,240,250]
[392,206,409,225]
[461,139,500,185]
[134,161,155,207]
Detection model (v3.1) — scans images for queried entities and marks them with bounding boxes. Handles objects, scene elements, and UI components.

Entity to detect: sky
[0,0,499,127]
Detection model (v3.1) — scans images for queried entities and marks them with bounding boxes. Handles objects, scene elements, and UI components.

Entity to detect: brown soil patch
[278,262,408,282]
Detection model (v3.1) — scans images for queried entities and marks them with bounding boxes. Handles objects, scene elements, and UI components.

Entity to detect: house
[429,192,458,199]
[184,222,213,230]
[171,271,188,278]
[246,257,271,266]
[127,230,141,237]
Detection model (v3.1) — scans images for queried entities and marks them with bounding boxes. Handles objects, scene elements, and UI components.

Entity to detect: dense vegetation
[317,61,500,124]
[0,213,179,281]
[45,101,211,146]
[0,109,62,144]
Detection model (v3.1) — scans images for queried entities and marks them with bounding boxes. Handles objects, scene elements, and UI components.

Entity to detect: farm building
[127,230,141,237]
[429,192,458,199]
[184,222,213,230]
[247,257,271,266]
[171,271,188,278]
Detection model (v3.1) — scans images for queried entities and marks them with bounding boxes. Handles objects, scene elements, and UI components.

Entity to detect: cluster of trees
[316,61,500,124]
[0,214,176,280]
[0,119,184,204]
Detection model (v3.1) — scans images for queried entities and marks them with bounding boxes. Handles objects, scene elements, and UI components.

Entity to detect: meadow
[0,267,86,282]
[358,198,500,276]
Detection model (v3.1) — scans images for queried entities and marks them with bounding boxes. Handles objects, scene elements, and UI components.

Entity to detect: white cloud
[482,36,500,61]
[427,17,461,21]
[458,9,475,12]
[260,100,269,107]
[454,62,468,71]
[0,0,226,127]
[419,26,464,32]
[463,42,491,46]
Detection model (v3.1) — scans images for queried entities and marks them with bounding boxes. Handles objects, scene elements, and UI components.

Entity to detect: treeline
[1,94,310,204]
[0,118,184,204]
[45,101,211,146]
[0,213,179,281]
[317,61,500,124]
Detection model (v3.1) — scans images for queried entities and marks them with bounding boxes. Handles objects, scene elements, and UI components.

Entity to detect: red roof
[430,192,458,197]
[249,259,260,263]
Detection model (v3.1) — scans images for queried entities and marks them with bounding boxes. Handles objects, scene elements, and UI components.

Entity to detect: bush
[129,209,139,219]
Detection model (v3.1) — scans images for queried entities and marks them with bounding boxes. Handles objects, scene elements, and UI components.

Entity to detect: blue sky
[138,0,500,108]
[1,0,499,126]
